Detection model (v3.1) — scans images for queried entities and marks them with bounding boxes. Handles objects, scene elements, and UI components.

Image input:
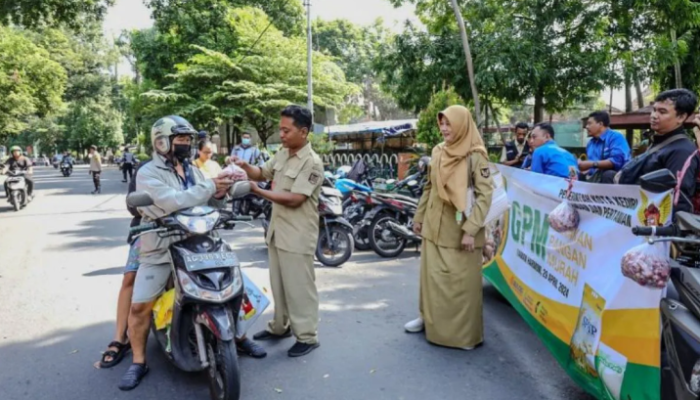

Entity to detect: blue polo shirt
[585,128,631,175]
[531,140,579,178]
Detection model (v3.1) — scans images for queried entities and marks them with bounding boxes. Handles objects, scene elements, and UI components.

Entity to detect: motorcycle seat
[375,193,418,204]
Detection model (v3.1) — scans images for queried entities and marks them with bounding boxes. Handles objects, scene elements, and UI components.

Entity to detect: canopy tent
[326,119,418,141]
[606,105,698,130]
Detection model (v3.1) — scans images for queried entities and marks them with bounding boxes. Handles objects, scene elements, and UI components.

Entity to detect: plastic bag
[153,289,176,330]
[620,242,670,289]
[548,200,580,233]
[219,164,248,181]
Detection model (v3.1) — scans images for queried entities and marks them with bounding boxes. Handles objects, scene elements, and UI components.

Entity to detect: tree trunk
[671,29,683,88]
[534,90,544,123]
[633,68,644,109]
[490,103,504,145]
[484,100,489,132]
[449,0,481,126]
[625,72,634,145]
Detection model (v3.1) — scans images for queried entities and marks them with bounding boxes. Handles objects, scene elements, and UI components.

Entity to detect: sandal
[99,341,131,369]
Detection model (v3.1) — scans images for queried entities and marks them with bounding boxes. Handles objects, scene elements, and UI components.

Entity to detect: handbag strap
[647,133,686,155]
[674,149,699,206]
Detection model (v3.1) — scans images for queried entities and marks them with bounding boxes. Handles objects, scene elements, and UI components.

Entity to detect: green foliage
[416,88,464,153]
[0,26,66,139]
[309,132,333,155]
[0,0,113,29]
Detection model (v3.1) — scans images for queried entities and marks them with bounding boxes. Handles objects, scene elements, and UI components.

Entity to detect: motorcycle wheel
[316,225,354,267]
[368,215,407,258]
[354,226,371,251]
[12,192,20,212]
[206,337,241,400]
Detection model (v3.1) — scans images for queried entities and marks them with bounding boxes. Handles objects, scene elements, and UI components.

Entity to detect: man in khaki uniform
[234,105,324,357]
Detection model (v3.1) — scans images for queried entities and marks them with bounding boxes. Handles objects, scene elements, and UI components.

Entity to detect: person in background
[193,140,223,179]
[520,133,535,170]
[89,145,102,194]
[234,105,324,358]
[231,133,264,167]
[530,123,579,178]
[122,147,136,183]
[500,122,529,168]
[617,89,699,214]
[578,111,631,183]
[406,105,493,351]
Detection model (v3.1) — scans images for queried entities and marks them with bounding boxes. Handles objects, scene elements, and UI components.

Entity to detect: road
[0,166,594,400]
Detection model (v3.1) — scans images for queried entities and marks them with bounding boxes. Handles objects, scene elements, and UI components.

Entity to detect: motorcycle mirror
[639,169,677,193]
[127,191,154,207]
[230,181,252,199]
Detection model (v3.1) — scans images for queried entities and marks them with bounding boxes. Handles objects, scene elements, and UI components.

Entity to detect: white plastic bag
[548,200,580,233]
[219,164,248,181]
[465,166,509,226]
[620,242,670,289]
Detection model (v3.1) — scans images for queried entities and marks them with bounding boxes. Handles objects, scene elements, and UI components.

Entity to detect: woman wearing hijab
[405,105,494,350]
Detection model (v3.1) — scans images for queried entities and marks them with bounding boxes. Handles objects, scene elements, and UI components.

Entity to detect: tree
[416,88,464,153]
[144,7,356,147]
[0,26,66,140]
[0,0,112,29]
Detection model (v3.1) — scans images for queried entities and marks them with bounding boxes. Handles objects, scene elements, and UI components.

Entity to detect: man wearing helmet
[2,146,33,198]
[118,116,265,391]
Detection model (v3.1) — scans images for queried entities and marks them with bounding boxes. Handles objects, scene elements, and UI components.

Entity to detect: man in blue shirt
[530,123,579,178]
[231,133,265,167]
[578,111,631,183]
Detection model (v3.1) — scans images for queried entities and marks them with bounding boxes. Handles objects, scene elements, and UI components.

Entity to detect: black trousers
[122,163,134,181]
[91,171,101,190]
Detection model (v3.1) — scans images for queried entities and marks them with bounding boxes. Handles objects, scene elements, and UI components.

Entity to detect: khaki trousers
[266,237,319,344]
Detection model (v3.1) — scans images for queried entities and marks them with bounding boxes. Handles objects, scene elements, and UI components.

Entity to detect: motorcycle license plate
[183,252,239,271]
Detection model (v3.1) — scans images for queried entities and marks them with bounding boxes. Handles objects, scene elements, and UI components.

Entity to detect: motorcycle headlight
[176,211,220,234]
[176,267,242,303]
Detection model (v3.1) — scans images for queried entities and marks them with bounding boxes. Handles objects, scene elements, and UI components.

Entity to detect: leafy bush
[416,88,466,154]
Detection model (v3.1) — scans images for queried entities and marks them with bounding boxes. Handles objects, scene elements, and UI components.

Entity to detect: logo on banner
[637,191,671,227]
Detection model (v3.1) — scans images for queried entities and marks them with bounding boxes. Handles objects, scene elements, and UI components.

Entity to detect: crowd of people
[499,88,700,214]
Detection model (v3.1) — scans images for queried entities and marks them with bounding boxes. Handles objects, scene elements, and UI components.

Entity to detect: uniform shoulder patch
[480,167,490,178]
[309,171,321,185]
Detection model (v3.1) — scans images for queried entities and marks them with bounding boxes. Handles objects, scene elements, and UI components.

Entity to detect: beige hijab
[434,105,487,212]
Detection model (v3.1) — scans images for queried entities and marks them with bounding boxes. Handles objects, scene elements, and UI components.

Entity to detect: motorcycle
[6,170,31,212]
[316,184,354,267]
[362,191,421,258]
[126,182,254,400]
[633,169,700,400]
[60,162,72,177]
[232,181,269,218]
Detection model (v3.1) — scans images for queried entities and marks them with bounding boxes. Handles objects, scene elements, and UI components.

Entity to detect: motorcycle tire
[354,226,371,251]
[206,337,241,400]
[13,192,21,212]
[316,225,354,267]
[368,215,407,258]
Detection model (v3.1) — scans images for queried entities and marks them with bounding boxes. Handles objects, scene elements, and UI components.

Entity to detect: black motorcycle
[126,182,254,400]
[632,169,700,400]
[362,192,421,258]
[60,161,72,177]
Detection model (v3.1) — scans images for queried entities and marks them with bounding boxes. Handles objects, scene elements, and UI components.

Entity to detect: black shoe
[118,363,149,391]
[236,338,267,358]
[252,328,292,341]
[288,341,319,357]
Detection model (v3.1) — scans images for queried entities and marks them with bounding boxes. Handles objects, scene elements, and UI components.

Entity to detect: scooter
[362,191,421,258]
[316,183,354,267]
[633,169,700,400]
[60,161,72,177]
[126,182,254,400]
[5,170,31,212]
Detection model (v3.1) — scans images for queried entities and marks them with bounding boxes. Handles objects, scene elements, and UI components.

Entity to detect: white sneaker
[404,317,425,333]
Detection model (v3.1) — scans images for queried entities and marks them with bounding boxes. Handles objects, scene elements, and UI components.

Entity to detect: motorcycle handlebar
[631,225,677,237]
[129,222,158,235]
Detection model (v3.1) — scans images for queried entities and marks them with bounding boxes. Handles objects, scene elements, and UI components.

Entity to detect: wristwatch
[593,161,599,168]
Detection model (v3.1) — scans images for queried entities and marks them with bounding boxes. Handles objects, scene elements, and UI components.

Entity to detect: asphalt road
[0,166,594,400]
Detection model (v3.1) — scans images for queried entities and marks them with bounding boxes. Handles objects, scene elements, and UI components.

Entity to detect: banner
[483,166,672,400]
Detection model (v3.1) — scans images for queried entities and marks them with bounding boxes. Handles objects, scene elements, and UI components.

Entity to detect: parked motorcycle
[60,161,72,177]
[362,192,421,258]
[232,181,269,218]
[6,170,31,212]
[126,182,254,400]
[633,169,700,400]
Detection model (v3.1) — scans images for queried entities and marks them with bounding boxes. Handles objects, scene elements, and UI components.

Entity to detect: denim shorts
[124,238,141,273]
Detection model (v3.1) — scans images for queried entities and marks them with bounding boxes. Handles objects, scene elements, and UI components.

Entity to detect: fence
[322,152,401,179]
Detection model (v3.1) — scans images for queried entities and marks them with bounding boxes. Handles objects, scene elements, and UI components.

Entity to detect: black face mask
[172,144,191,163]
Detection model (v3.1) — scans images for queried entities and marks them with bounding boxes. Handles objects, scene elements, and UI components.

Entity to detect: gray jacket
[136,153,226,265]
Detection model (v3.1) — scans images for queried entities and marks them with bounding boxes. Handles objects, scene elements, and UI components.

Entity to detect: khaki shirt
[414,150,493,249]
[261,142,324,255]
[89,153,102,172]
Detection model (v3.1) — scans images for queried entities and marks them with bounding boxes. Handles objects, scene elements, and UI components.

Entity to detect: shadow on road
[51,217,131,252]
[83,267,126,277]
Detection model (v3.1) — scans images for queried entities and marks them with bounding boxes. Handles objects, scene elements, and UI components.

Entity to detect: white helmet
[151,116,198,155]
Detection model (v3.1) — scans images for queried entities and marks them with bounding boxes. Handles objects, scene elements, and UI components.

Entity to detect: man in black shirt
[2,146,34,198]
[618,89,699,214]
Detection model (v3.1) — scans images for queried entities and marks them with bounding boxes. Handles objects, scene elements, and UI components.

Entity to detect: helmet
[151,116,198,155]
[418,156,431,173]
[10,145,21,153]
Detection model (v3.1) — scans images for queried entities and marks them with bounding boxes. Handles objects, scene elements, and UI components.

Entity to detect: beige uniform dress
[414,148,494,349]
[261,142,324,344]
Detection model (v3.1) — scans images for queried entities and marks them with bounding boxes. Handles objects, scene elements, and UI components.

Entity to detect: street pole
[305,0,314,122]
